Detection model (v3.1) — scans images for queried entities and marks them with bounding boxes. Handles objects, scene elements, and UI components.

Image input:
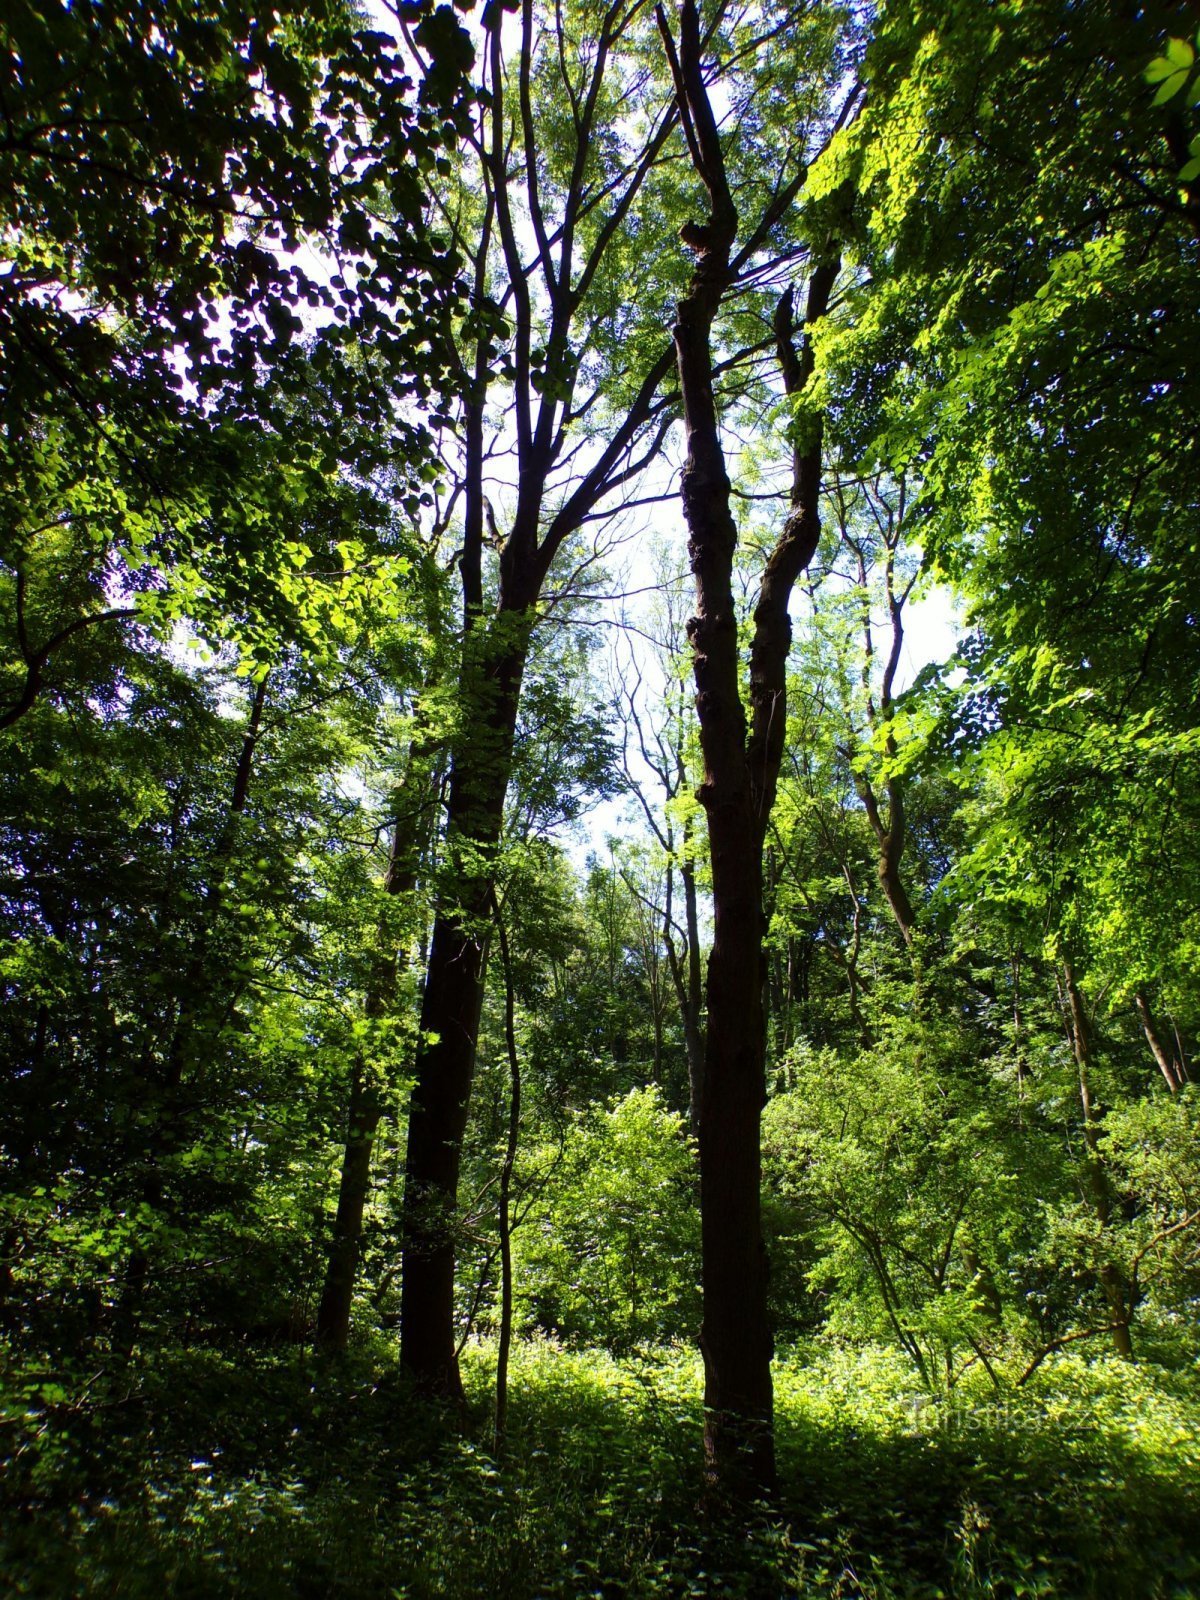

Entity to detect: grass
[1,1337,1198,1597]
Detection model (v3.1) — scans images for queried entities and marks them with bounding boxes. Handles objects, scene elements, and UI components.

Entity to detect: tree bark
[400,618,532,1401]
[658,0,846,1497]
[1135,990,1185,1093]
[317,1053,383,1350]
[396,0,679,1400]
[662,0,768,1491]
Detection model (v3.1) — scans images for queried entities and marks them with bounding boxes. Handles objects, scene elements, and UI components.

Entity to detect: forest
[2,0,1199,1594]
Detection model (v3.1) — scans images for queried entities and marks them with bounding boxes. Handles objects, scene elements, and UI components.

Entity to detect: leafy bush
[511,1087,700,1353]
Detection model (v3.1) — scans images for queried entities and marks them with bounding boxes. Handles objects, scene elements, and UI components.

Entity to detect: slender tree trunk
[681,843,704,1131]
[848,513,917,947]
[1135,990,1184,1093]
[662,841,705,1137]
[1063,958,1133,1359]
[1169,1015,1191,1084]
[871,786,917,943]
[1011,948,1029,1090]
[317,1055,382,1350]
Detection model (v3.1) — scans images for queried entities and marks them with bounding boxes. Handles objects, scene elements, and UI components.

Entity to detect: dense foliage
[2,0,1198,1593]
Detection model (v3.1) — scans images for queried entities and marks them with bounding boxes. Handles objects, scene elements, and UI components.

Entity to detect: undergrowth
[1,1339,1197,1598]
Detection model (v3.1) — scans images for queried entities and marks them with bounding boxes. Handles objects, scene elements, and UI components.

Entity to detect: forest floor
[1,1338,1197,1599]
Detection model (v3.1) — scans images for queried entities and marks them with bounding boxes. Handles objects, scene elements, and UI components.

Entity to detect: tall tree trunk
[1063,958,1133,1359]
[317,1055,384,1351]
[663,0,768,1486]
[399,621,532,1401]
[394,0,679,1402]
[658,0,850,1496]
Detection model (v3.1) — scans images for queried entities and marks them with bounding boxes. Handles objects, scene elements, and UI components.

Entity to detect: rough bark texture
[663,0,767,1491]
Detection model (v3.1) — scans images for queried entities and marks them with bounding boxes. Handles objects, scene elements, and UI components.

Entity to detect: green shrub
[3,1338,1198,1598]
[511,1087,700,1353]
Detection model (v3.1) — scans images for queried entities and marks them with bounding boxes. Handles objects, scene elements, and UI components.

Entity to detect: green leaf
[1147,38,1194,103]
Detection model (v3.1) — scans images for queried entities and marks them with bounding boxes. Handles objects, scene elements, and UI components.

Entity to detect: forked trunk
[392,0,680,1402]
[658,0,848,1496]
